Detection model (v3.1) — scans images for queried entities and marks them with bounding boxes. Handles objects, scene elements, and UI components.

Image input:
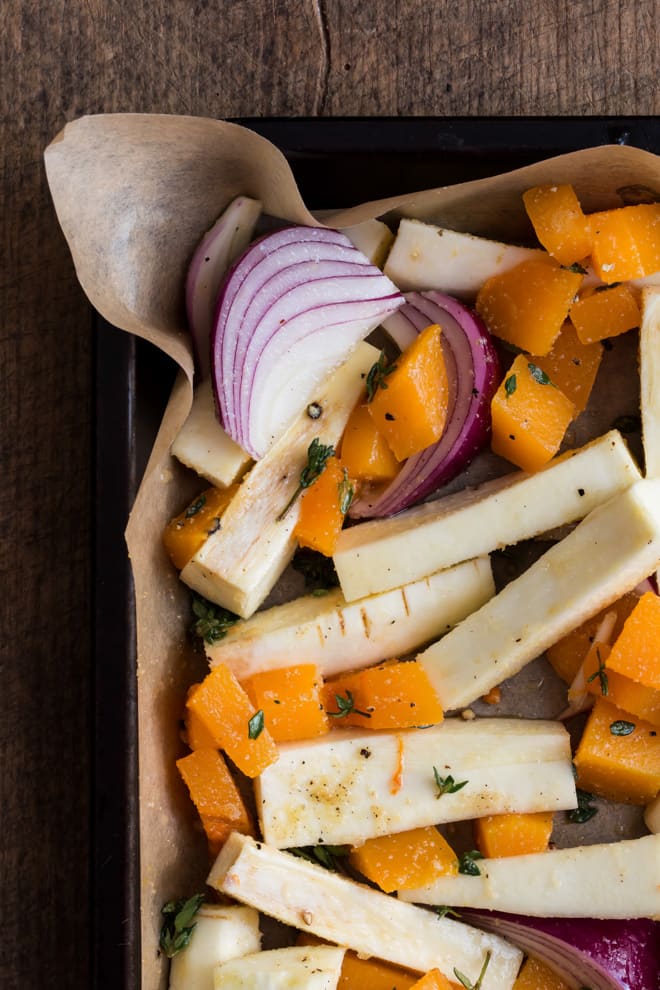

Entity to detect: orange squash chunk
[490,354,576,471]
[590,203,660,282]
[163,484,238,570]
[176,748,254,857]
[241,664,329,743]
[340,401,400,482]
[368,324,449,461]
[294,456,352,557]
[474,812,553,858]
[606,591,660,690]
[569,283,641,345]
[410,969,456,990]
[184,698,219,750]
[338,952,418,990]
[523,184,592,266]
[573,696,660,804]
[476,258,583,355]
[513,956,570,990]
[529,323,602,414]
[545,592,639,684]
[322,660,444,730]
[350,826,458,893]
[186,663,278,777]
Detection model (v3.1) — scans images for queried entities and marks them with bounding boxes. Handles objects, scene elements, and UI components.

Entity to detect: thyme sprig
[191,593,239,644]
[327,689,372,720]
[159,893,205,958]
[365,350,398,402]
[277,438,335,520]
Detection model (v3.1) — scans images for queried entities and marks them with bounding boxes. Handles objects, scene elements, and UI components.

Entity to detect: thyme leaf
[454,951,492,989]
[586,645,609,696]
[191,593,239,644]
[568,788,598,824]
[327,689,371,720]
[288,844,350,872]
[277,438,335,520]
[365,350,398,402]
[433,767,468,798]
[610,719,636,736]
[338,468,355,515]
[159,893,205,958]
[247,709,265,739]
[527,362,553,386]
[458,850,483,876]
[504,373,517,397]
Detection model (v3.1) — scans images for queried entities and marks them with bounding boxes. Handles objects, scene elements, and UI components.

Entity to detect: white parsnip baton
[640,288,660,479]
[418,478,660,711]
[180,342,378,618]
[208,833,523,990]
[169,905,261,990]
[214,945,345,990]
[255,720,576,849]
[333,430,640,602]
[399,834,660,919]
[206,557,494,680]
[171,379,252,489]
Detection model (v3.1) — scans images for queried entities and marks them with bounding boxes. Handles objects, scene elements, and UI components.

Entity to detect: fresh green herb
[338,469,355,515]
[365,350,397,402]
[611,413,641,434]
[504,374,517,398]
[586,645,609,696]
[562,262,588,274]
[159,893,205,958]
[433,767,468,798]
[454,951,491,990]
[288,844,350,872]
[434,905,461,919]
[610,719,636,736]
[191,594,239,644]
[291,547,339,592]
[568,788,598,824]
[185,494,206,518]
[527,362,553,386]
[327,689,371,719]
[458,850,483,876]
[247,709,265,739]
[277,438,335,520]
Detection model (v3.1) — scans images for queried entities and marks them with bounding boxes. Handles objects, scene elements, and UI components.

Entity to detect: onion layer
[349,291,500,518]
[212,226,403,459]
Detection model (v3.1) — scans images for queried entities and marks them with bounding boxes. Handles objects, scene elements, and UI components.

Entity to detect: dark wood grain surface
[1,2,658,986]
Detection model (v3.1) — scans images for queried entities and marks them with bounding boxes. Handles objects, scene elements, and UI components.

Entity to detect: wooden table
[2,2,658,985]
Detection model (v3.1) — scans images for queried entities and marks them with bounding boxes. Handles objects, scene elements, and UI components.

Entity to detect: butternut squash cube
[529,323,602,414]
[176,748,254,857]
[590,203,660,282]
[368,324,449,461]
[294,456,352,557]
[513,956,571,990]
[338,952,418,990]
[573,696,660,804]
[490,354,576,472]
[545,592,639,685]
[569,283,641,345]
[474,812,553,859]
[340,401,400,482]
[163,484,238,570]
[241,664,329,743]
[184,698,219,750]
[476,258,583,355]
[410,969,456,990]
[606,591,660,690]
[322,660,444,730]
[350,826,458,893]
[522,184,592,266]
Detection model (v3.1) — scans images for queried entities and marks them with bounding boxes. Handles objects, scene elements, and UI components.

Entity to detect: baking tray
[92,116,660,990]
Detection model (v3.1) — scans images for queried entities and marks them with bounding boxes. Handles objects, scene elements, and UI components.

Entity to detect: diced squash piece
[590,204,660,282]
[474,812,553,859]
[606,591,660,690]
[573,696,660,804]
[350,826,458,893]
[522,184,592,266]
[475,258,583,355]
[241,664,329,743]
[409,969,456,990]
[490,354,576,472]
[589,670,660,728]
[163,485,238,570]
[513,956,570,990]
[368,324,449,461]
[529,323,602,414]
[340,402,400,482]
[294,456,352,557]
[569,283,641,345]
[338,951,418,990]
[186,664,279,777]
[185,698,219,750]
[176,748,254,857]
[545,592,639,684]
[322,660,444,730]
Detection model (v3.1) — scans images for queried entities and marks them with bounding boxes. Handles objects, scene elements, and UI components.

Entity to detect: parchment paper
[45,115,660,989]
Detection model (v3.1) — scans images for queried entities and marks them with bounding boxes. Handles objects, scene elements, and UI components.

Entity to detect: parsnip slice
[418,479,660,711]
[169,905,261,990]
[171,379,252,488]
[640,288,660,479]
[206,557,493,680]
[399,834,660,918]
[255,720,575,848]
[334,431,640,602]
[180,343,378,618]
[214,945,345,990]
[341,219,394,268]
[383,218,546,297]
[208,833,523,990]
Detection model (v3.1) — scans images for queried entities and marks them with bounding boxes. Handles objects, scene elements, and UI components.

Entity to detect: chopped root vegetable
[184,699,218,750]
[545,592,639,685]
[186,664,278,778]
[337,953,418,989]
[409,969,456,990]
[529,323,603,414]
[512,955,570,990]
[590,203,660,283]
[241,664,329,743]
[163,484,238,570]
[569,282,641,345]
[522,183,592,266]
[340,401,400,482]
[574,696,660,804]
[321,660,444,730]
[175,748,254,858]
[475,258,583,355]
[368,324,449,461]
[474,812,554,859]
[490,354,575,472]
[349,826,458,893]
[294,456,353,556]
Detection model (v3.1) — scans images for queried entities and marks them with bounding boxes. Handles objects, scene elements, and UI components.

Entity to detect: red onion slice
[349,291,500,518]
[211,226,404,458]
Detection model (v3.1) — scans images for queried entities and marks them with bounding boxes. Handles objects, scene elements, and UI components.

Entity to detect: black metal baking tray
[92,116,660,989]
